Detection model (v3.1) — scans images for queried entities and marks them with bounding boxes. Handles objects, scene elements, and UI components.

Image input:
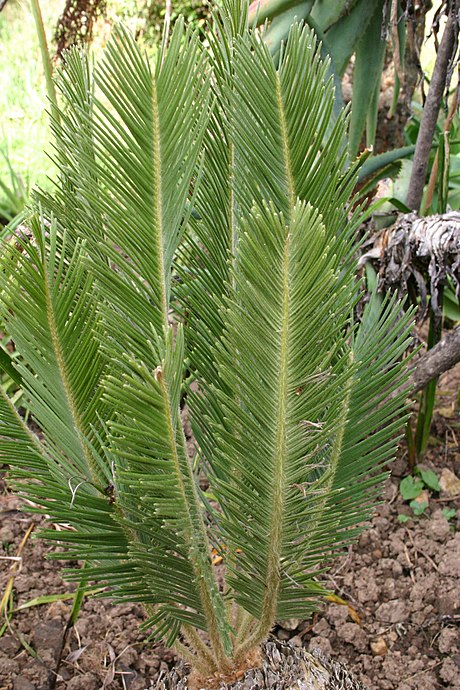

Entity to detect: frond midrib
[238,226,292,651]
[151,77,168,326]
[275,71,295,212]
[42,250,102,485]
[292,357,354,567]
[154,359,231,665]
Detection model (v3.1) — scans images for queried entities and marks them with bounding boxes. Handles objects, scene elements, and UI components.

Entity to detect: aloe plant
[0,0,413,683]
[249,0,397,156]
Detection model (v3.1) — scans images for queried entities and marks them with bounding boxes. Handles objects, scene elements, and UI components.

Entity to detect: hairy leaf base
[188,647,262,690]
[160,640,368,689]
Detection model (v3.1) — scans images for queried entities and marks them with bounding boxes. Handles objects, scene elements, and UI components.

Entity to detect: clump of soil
[1,372,459,690]
[276,470,460,690]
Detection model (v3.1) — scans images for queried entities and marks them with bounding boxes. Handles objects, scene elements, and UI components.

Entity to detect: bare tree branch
[407,324,460,394]
[406,1,460,212]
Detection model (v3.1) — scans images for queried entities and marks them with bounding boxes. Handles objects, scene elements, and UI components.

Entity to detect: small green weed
[398,468,441,522]
[442,507,457,521]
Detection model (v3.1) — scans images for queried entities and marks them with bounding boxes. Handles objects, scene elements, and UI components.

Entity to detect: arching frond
[208,202,354,628]
[183,20,364,481]
[103,325,231,652]
[0,217,132,571]
[43,22,210,368]
[0,217,105,483]
[204,201,412,647]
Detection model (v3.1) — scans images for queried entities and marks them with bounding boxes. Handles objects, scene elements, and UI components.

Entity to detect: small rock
[355,569,380,603]
[276,629,290,641]
[440,657,460,683]
[438,587,460,615]
[392,561,403,576]
[308,636,333,656]
[427,510,451,542]
[0,635,19,654]
[438,627,460,654]
[311,618,330,636]
[13,678,35,690]
[325,604,349,627]
[278,618,300,631]
[66,672,99,690]
[412,489,430,507]
[33,620,63,661]
[290,635,303,647]
[439,535,460,577]
[375,600,409,623]
[118,645,138,666]
[379,558,395,574]
[439,468,460,496]
[370,636,388,657]
[47,600,70,619]
[336,622,368,652]
[381,577,398,600]
[143,655,161,670]
[0,526,15,542]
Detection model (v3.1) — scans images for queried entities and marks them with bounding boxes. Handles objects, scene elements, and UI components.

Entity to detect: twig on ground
[402,659,443,681]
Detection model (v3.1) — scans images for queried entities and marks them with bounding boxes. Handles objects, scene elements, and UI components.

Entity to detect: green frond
[231,24,354,224]
[206,201,357,639]
[90,21,210,350]
[0,381,50,477]
[37,45,104,252]
[326,291,414,513]
[0,217,133,575]
[180,21,363,462]
[0,217,106,485]
[273,292,414,617]
[42,22,210,368]
[103,325,231,654]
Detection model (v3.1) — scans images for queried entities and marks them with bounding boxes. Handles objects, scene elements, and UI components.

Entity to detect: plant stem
[415,305,442,458]
[172,639,210,676]
[234,610,257,647]
[182,625,217,668]
[406,2,459,212]
[423,81,459,213]
[156,360,231,669]
[29,0,60,127]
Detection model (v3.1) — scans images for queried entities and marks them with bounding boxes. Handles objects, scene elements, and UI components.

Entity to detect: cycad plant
[1,0,412,685]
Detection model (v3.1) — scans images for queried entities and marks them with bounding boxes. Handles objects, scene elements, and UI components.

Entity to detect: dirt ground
[0,370,459,690]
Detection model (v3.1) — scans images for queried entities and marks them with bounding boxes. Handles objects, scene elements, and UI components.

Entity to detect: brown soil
[1,370,459,690]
